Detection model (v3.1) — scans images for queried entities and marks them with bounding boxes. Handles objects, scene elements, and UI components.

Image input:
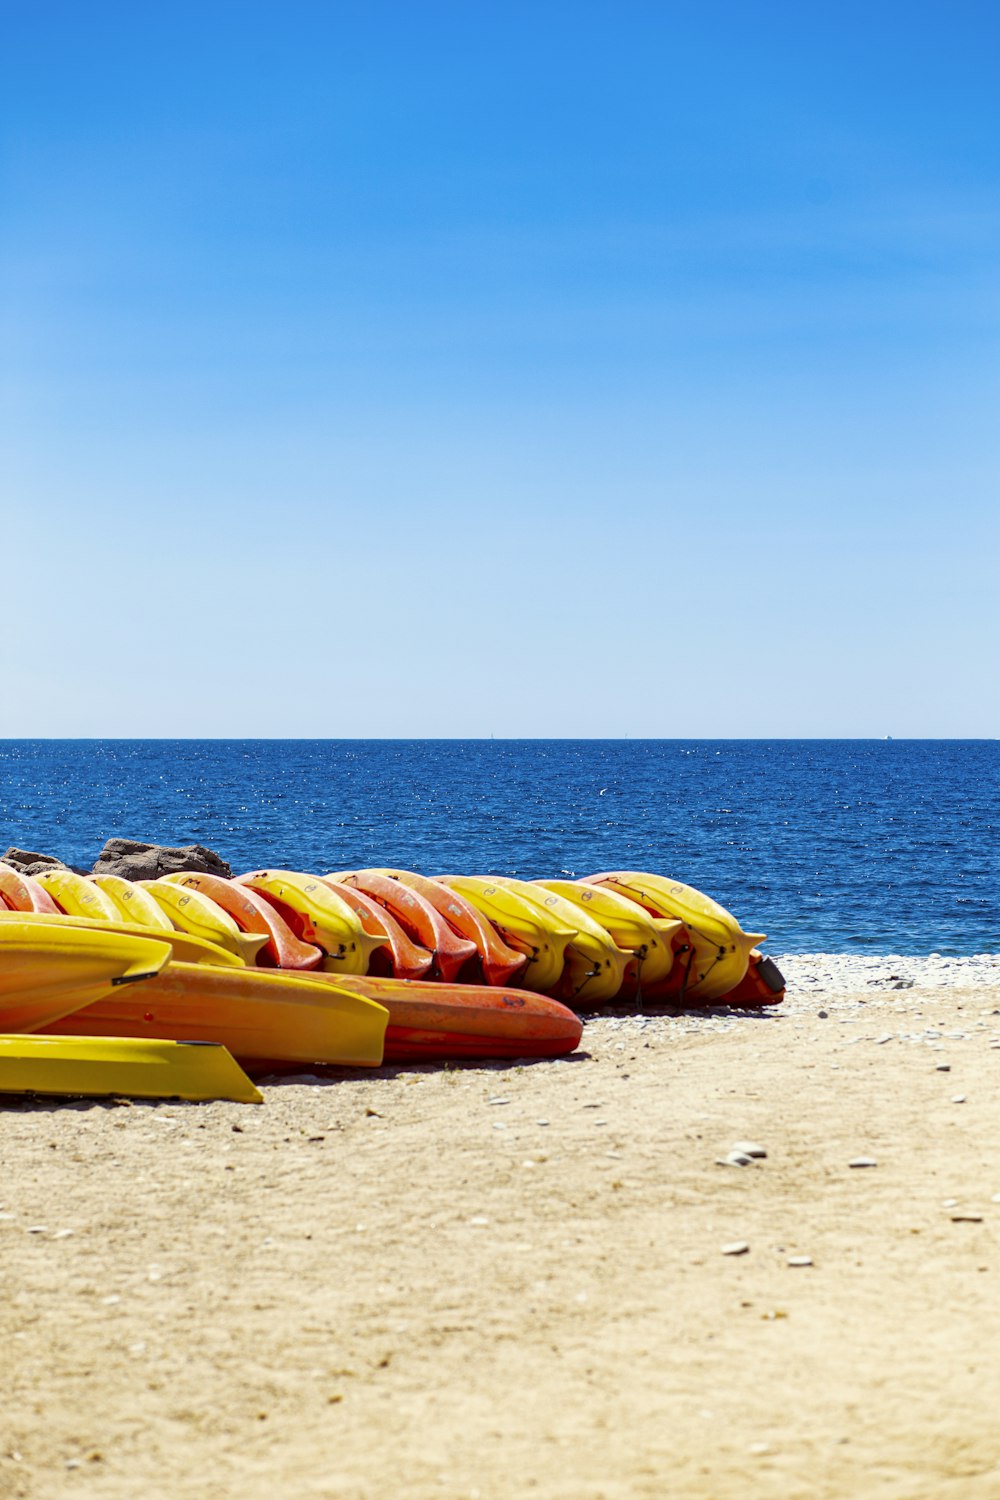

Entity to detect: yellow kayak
[436,876,575,994]
[0,1035,262,1103]
[234,871,385,975]
[581,872,764,1001]
[33,868,122,922]
[44,962,389,1068]
[91,874,177,930]
[0,921,172,1031]
[488,877,633,1005]
[139,880,269,965]
[0,910,244,968]
[534,879,682,990]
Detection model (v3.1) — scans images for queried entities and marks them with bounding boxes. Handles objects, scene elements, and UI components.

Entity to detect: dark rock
[1,848,80,877]
[90,839,232,881]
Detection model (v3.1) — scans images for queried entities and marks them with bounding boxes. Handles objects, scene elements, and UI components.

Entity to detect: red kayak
[330,871,479,982]
[0,864,62,914]
[318,971,583,1061]
[367,869,528,987]
[318,880,434,981]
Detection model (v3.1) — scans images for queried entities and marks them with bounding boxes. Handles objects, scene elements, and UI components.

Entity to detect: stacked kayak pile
[0,860,783,1104]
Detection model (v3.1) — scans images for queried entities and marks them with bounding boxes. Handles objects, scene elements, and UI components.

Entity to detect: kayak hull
[335,872,479,982]
[319,880,434,980]
[436,876,574,993]
[320,972,583,1061]
[367,870,528,987]
[0,910,245,968]
[235,871,383,974]
[0,1034,262,1103]
[139,880,270,964]
[91,874,179,930]
[715,950,786,1007]
[0,921,172,1031]
[581,872,763,1001]
[0,863,62,914]
[161,872,324,970]
[37,962,389,1067]
[34,868,123,922]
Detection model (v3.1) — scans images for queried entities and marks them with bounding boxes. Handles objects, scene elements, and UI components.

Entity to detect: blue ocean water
[0,740,996,956]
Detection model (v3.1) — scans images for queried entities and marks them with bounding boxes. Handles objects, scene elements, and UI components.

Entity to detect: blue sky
[2,1,997,736]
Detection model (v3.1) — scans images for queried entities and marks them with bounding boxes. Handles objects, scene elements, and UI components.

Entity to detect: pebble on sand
[722,1241,750,1256]
[732,1141,767,1158]
[849,1157,878,1169]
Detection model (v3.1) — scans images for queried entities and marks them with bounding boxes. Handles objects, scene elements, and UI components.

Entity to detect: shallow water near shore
[1,738,996,955]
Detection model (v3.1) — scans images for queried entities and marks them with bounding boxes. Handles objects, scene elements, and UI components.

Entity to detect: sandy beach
[5,973,1000,1500]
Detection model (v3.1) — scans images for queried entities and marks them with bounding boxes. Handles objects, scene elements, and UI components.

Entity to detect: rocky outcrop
[90,839,233,881]
[0,848,79,877]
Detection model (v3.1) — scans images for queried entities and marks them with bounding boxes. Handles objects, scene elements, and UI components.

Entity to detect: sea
[0,740,996,957]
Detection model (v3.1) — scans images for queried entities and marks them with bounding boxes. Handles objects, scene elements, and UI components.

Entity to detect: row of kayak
[0,913,584,1073]
[0,861,783,1104]
[0,863,783,1008]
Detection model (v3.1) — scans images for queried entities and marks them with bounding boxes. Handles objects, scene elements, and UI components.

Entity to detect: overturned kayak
[332,871,479,982]
[0,920,172,1032]
[533,879,683,996]
[235,870,385,975]
[0,910,245,969]
[581,872,764,1001]
[321,880,434,980]
[139,880,270,965]
[91,873,180,930]
[161,871,324,970]
[0,863,62,914]
[715,950,786,1007]
[38,961,389,1068]
[436,876,576,993]
[33,867,123,921]
[487,877,633,1007]
[0,1035,263,1103]
[304,971,583,1061]
[367,870,528,987]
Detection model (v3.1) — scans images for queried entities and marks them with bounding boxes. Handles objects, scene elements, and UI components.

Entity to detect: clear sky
[2,1,997,737]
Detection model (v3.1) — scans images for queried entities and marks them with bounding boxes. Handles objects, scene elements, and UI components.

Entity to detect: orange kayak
[332,871,479,982]
[318,880,434,980]
[311,970,583,1061]
[0,863,62,914]
[367,869,528,987]
[162,872,324,970]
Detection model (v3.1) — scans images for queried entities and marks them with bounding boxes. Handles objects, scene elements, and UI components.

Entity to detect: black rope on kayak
[677,945,697,1007]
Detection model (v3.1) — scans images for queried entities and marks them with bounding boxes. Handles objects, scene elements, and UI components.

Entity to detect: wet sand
[5,979,1000,1499]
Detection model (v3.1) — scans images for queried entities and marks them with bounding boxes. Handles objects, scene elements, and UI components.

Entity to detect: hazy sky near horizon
[2,1,997,737]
